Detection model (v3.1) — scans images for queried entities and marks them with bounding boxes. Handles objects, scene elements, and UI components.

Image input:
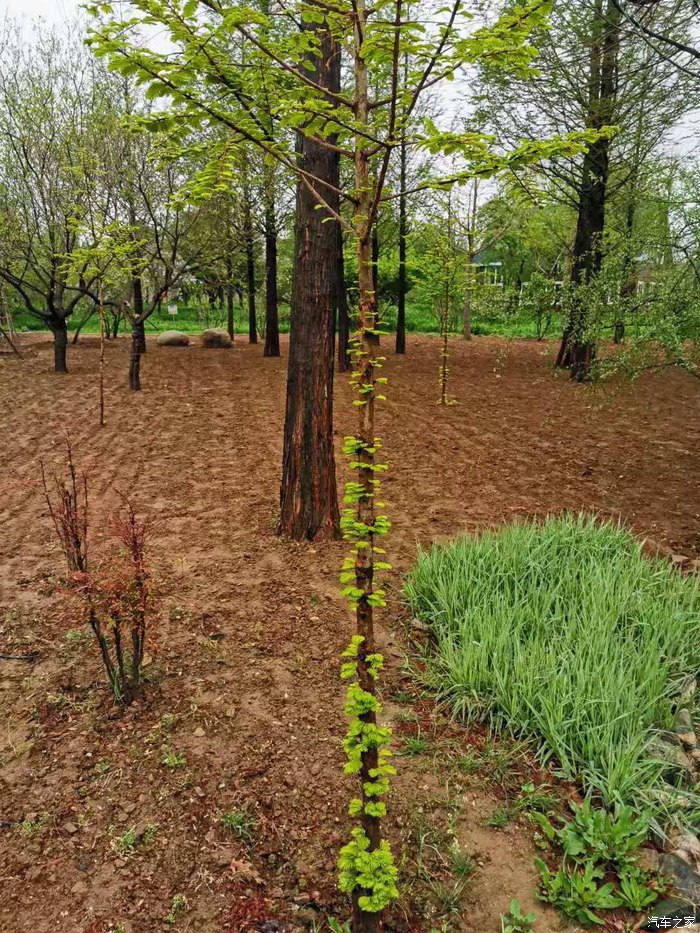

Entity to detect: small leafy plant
[618,868,660,912]
[535,858,622,926]
[111,823,158,857]
[547,799,649,870]
[20,812,49,838]
[500,898,536,933]
[165,893,188,924]
[533,801,660,926]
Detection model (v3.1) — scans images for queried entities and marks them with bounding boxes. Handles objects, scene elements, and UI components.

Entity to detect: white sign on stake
[167,304,178,316]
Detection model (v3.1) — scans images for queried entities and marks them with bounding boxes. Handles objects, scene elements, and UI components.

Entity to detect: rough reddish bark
[277,25,341,541]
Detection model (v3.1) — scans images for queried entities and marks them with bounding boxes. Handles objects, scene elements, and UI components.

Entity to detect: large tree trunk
[51,316,68,374]
[337,225,351,371]
[277,25,341,541]
[264,183,281,358]
[557,0,619,381]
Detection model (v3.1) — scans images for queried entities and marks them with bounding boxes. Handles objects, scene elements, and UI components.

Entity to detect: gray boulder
[201,328,232,348]
[658,854,700,904]
[157,330,190,347]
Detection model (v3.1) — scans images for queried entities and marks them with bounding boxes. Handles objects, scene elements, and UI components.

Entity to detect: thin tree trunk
[371,227,379,302]
[129,276,145,391]
[277,26,341,541]
[616,193,638,343]
[351,4,382,927]
[243,176,258,344]
[226,283,235,341]
[72,307,95,345]
[264,180,280,357]
[463,182,478,340]
[98,285,105,427]
[0,288,21,357]
[0,321,21,357]
[337,225,351,371]
[396,132,407,355]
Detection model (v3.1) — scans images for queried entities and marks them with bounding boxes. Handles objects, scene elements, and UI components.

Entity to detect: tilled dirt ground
[0,332,698,933]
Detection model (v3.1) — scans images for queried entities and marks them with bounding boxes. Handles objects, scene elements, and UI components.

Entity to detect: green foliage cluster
[405,515,700,820]
[534,801,662,926]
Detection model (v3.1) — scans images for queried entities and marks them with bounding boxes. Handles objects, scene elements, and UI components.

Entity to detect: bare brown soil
[0,333,698,933]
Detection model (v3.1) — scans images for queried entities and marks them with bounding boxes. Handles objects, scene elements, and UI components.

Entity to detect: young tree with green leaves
[87,1,607,926]
[0,24,115,373]
[479,0,694,378]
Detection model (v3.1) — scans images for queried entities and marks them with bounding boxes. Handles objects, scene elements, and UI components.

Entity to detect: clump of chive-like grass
[405,515,699,822]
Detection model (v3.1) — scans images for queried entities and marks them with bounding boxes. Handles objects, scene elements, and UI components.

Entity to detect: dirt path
[0,333,697,933]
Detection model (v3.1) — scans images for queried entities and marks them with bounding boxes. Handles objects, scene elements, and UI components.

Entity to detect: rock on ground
[659,853,700,904]
[157,330,190,347]
[201,328,232,348]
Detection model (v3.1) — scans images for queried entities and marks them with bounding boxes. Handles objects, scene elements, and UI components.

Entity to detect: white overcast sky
[1,0,79,21]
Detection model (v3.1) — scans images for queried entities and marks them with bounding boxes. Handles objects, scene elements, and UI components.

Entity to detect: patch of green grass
[518,782,559,815]
[450,846,476,880]
[221,805,258,842]
[394,708,418,723]
[161,748,186,769]
[64,628,90,645]
[457,736,525,787]
[400,734,431,757]
[486,805,515,829]
[428,878,468,917]
[485,782,558,830]
[405,514,700,820]
[456,750,482,775]
[11,301,559,341]
[111,823,158,857]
